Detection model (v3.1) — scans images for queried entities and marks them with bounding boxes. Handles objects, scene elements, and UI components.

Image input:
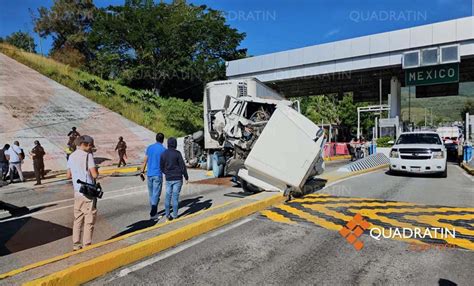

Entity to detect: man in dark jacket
[0,144,10,181]
[160,137,188,220]
[30,140,46,185]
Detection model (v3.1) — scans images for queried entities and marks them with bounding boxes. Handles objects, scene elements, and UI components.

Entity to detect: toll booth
[378,116,400,140]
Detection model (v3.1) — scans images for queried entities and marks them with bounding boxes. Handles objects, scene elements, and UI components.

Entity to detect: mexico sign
[405,63,459,86]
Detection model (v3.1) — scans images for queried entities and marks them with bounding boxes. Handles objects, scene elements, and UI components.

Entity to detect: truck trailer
[184,78,325,195]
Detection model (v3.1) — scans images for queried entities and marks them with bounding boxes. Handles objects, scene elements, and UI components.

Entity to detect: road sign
[405,63,459,86]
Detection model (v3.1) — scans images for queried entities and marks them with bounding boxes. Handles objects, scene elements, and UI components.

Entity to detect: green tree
[300,95,339,125]
[337,93,357,130]
[33,0,95,63]
[5,31,36,52]
[461,100,474,119]
[88,1,246,101]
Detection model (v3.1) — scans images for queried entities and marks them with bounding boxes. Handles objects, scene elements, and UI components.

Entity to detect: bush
[377,136,394,147]
[78,78,101,91]
[159,98,203,134]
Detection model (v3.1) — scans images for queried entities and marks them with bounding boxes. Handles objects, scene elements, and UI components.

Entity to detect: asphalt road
[0,169,249,274]
[92,163,474,285]
[0,160,348,275]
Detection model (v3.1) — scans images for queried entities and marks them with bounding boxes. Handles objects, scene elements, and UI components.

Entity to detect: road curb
[461,162,474,175]
[23,194,284,286]
[17,164,386,285]
[323,155,351,162]
[98,166,140,175]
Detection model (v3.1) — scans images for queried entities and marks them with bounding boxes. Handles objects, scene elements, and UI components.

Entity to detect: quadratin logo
[339,213,371,251]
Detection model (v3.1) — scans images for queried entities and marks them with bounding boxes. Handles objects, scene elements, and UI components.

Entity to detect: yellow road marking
[276,204,341,231]
[303,204,423,245]
[405,214,474,235]
[260,210,294,224]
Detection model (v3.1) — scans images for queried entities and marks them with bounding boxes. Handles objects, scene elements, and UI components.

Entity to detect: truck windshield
[396,134,442,145]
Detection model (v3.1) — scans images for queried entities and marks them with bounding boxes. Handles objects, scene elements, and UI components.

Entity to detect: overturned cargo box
[238,105,325,193]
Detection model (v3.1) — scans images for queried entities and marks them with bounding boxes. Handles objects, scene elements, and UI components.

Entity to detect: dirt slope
[0,53,156,171]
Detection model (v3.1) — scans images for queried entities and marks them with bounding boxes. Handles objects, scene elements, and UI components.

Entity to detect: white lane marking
[0,189,148,223]
[456,165,474,183]
[0,185,146,216]
[109,218,253,281]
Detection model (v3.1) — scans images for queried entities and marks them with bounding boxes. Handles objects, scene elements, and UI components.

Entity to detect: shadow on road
[0,201,57,220]
[0,213,71,256]
[108,196,213,240]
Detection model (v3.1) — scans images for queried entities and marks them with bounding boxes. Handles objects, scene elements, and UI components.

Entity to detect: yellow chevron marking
[276,204,341,231]
[260,210,294,224]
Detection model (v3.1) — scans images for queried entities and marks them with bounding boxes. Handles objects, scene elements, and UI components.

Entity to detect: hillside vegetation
[0,43,203,137]
[400,83,474,124]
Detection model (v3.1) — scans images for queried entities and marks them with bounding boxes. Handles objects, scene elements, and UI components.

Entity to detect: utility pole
[424,108,427,128]
[430,108,433,126]
[408,86,412,125]
[379,78,382,115]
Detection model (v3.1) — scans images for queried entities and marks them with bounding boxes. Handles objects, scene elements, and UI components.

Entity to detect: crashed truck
[184,78,326,196]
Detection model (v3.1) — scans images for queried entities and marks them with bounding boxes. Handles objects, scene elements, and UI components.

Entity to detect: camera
[77,179,104,199]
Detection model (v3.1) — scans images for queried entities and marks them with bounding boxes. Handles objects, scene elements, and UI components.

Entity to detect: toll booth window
[403,51,419,69]
[440,45,459,63]
[421,48,438,66]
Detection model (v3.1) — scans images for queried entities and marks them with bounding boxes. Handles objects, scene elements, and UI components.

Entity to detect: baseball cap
[75,135,95,147]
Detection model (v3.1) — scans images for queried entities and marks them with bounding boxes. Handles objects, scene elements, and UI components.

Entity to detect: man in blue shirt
[141,133,166,220]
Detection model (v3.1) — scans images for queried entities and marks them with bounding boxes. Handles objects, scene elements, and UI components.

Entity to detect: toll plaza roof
[226,17,474,100]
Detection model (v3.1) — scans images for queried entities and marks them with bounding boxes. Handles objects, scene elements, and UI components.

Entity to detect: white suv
[389,131,447,177]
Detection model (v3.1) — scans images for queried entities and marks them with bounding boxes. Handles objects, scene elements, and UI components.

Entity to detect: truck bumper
[389,158,446,174]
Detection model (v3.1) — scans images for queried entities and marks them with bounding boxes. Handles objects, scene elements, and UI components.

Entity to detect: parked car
[389,131,447,177]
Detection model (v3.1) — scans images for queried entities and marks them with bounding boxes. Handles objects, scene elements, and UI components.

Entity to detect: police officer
[30,140,46,185]
[115,136,127,167]
[67,127,81,151]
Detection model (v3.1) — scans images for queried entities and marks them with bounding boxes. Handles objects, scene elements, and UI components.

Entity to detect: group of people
[67,132,188,251]
[0,140,46,185]
[141,133,189,221]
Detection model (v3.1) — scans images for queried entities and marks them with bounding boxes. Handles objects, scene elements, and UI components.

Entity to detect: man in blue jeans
[160,137,188,220]
[141,133,166,220]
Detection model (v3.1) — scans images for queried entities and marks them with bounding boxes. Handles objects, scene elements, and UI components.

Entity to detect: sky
[0,0,472,56]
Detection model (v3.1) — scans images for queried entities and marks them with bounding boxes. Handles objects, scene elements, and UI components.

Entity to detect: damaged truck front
[184,78,325,195]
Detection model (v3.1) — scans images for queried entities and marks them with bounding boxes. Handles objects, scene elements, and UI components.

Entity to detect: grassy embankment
[0,43,203,137]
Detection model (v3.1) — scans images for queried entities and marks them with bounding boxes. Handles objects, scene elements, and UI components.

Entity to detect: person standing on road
[5,141,25,183]
[160,137,188,220]
[141,133,166,221]
[30,140,46,185]
[67,127,81,151]
[0,144,10,181]
[67,135,99,251]
[115,136,127,167]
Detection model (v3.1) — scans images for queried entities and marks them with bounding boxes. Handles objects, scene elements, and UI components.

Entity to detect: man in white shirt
[67,135,99,251]
[5,141,25,183]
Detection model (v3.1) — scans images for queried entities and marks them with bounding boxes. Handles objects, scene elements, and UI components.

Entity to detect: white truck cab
[389,131,447,177]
